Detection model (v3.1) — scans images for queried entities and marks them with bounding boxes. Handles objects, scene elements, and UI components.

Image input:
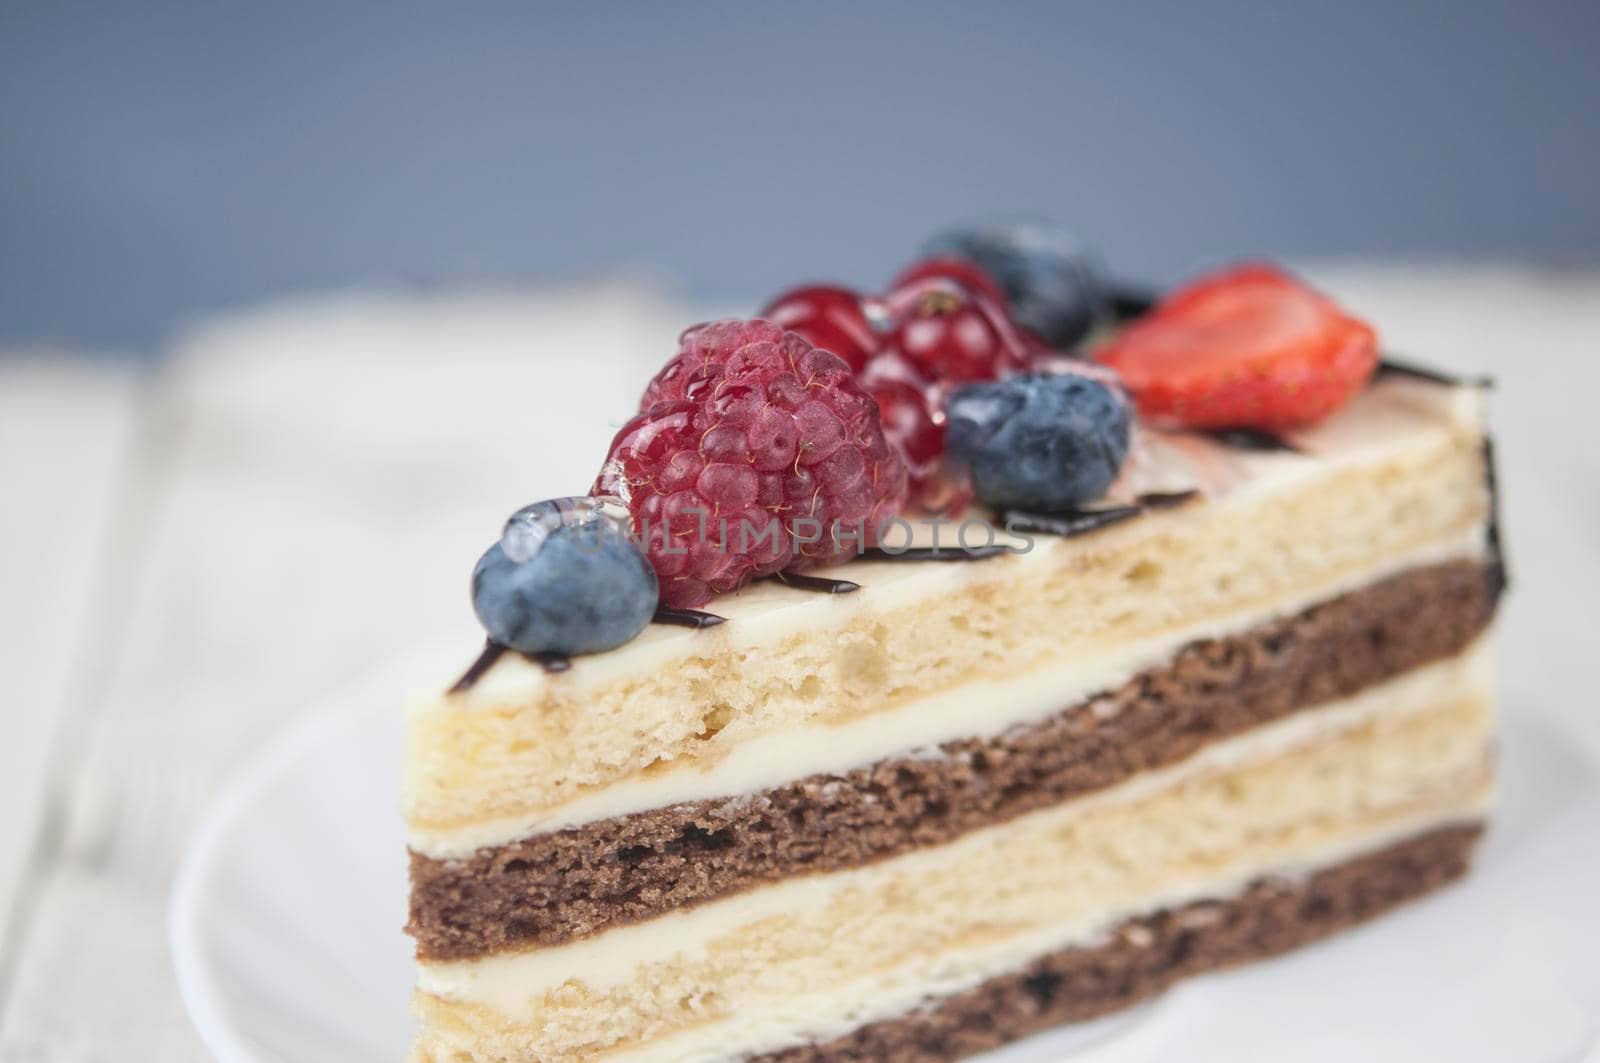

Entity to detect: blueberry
[946,373,1131,512]
[923,220,1108,349]
[471,497,658,656]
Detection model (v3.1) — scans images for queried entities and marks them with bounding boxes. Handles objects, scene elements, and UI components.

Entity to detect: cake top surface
[427,371,1485,707]
[423,221,1492,710]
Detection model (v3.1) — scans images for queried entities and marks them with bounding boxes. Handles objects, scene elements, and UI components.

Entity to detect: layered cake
[405,226,1502,1062]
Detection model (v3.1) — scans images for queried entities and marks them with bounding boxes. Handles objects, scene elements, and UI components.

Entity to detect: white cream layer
[409,524,1486,858]
[417,639,1493,1010]
[600,800,1488,1063]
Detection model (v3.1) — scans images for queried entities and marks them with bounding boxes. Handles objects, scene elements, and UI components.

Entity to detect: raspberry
[596,320,908,607]
[1097,264,1378,430]
[640,318,785,408]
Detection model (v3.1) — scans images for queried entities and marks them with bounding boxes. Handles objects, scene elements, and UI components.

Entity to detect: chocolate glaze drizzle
[857,490,1203,564]
[449,639,507,694]
[1136,489,1202,510]
[1107,284,1159,321]
[448,642,567,693]
[861,544,1013,562]
[524,650,572,673]
[768,571,861,595]
[1482,435,1509,604]
[447,486,1206,691]
[652,606,728,629]
[1001,504,1144,538]
[1378,356,1496,390]
[1200,427,1302,454]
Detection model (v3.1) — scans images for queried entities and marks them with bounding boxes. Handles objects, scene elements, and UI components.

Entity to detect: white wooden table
[2,267,1597,1061]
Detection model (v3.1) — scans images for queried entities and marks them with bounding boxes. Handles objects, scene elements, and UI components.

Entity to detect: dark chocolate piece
[1377,356,1495,390]
[652,606,728,629]
[769,571,862,595]
[1000,504,1143,538]
[866,493,1195,561]
[408,560,1496,959]
[860,545,1014,562]
[523,651,571,674]
[1482,435,1509,603]
[1135,489,1201,510]
[1200,427,1302,453]
[1106,283,1159,321]
[753,824,1483,1063]
[447,640,507,694]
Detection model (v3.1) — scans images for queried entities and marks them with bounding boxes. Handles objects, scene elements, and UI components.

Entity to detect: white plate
[171,649,1600,1063]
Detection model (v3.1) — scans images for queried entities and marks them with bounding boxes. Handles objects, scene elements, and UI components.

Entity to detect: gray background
[3,0,1597,354]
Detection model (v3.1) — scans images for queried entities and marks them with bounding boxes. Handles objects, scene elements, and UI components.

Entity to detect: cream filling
[416,639,1493,1010]
[596,799,1488,1063]
[409,526,1486,857]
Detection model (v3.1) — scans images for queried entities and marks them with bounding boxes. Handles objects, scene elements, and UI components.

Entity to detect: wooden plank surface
[0,358,144,953]
[0,284,683,1061]
[0,269,1596,1062]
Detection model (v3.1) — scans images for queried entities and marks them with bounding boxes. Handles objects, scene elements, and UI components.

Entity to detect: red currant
[760,285,879,372]
[858,353,974,513]
[864,378,941,467]
[882,279,1030,384]
[891,255,1009,309]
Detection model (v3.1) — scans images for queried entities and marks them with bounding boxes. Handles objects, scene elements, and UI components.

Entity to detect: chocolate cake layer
[409,560,1495,960]
[753,822,1483,1063]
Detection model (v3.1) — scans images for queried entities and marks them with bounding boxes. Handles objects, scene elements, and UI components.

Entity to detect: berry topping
[471,497,659,656]
[596,320,908,607]
[856,352,971,513]
[923,220,1109,349]
[890,255,1010,309]
[641,318,785,408]
[881,277,1031,384]
[1096,263,1379,430]
[946,371,1131,512]
[759,285,881,372]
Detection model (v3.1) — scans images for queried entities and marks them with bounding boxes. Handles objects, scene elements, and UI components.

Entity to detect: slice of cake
[404,229,1502,1062]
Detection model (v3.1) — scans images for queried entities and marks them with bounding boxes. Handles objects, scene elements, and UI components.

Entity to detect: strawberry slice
[1096,264,1378,430]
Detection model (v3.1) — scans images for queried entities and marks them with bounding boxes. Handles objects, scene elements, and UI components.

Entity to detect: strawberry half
[1096,263,1378,430]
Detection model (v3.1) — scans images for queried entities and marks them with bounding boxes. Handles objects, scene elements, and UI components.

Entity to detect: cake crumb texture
[409,559,1495,958]
[410,650,1493,1062]
[406,407,1487,835]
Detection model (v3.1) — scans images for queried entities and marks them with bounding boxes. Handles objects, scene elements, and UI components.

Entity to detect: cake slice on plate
[404,230,1502,1062]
